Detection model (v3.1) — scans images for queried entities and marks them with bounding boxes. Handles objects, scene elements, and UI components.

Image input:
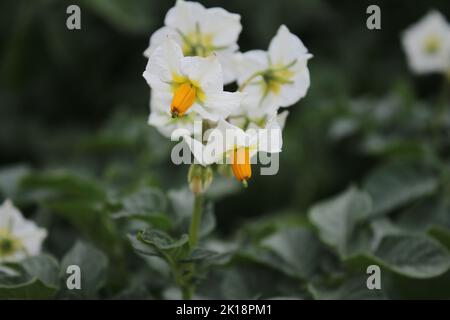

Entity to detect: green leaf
[112,186,171,229]
[396,199,450,233]
[136,229,189,262]
[60,241,109,298]
[21,171,107,202]
[309,276,386,300]
[363,162,438,216]
[21,255,60,289]
[180,248,231,266]
[261,227,323,279]
[308,187,372,257]
[218,263,307,300]
[20,171,120,253]
[373,234,450,278]
[0,278,58,299]
[428,226,450,250]
[0,255,59,299]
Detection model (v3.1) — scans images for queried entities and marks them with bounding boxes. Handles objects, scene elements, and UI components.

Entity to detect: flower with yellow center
[235,25,312,117]
[0,200,47,263]
[143,38,242,122]
[402,10,450,75]
[183,117,283,186]
[144,0,242,84]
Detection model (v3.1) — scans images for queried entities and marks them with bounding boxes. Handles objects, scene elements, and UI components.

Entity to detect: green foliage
[0,255,59,299]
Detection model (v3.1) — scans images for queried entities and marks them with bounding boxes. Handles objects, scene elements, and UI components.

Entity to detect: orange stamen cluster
[231,147,251,186]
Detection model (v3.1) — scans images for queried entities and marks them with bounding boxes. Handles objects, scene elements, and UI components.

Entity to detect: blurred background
[1,0,450,299]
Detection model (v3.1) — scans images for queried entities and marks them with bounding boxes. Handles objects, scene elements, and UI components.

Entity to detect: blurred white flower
[143,38,242,121]
[402,10,450,75]
[144,0,242,84]
[183,116,282,184]
[0,200,47,263]
[235,25,312,116]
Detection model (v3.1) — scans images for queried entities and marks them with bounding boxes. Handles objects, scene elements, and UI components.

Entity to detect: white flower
[402,10,450,74]
[235,25,312,116]
[144,0,242,84]
[183,116,282,184]
[0,200,47,263]
[143,38,242,122]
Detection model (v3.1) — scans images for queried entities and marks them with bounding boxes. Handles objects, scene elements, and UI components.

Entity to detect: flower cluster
[143,0,311,187]
[402,10,450,76]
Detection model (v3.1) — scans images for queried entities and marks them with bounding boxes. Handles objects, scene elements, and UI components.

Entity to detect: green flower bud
[188,164,213,194]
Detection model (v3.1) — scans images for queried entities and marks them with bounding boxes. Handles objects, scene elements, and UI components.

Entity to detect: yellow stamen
[0,228,22,257]
[424,35,441,54]
[171,82,197,117]
[230,147,252,184]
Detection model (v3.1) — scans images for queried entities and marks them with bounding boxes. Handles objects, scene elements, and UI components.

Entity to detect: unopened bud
[188,164,213,194]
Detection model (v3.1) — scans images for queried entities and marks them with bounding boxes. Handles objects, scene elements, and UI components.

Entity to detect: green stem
[181,284,193,300]
[189,193,203,248]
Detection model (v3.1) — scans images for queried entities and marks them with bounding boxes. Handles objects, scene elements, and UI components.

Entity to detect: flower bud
[188,164,213,194]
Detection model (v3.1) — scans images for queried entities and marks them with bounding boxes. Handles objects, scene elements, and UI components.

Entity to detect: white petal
[200,7,242,47]
[0,199,25,229]
[183,135,208,165]
[208,119,248,152]
[144,27,182,58]
[0,200,47,259]
[216,49,239,84]
[180,55,223,92]
[235,50,269,85]
[202,91,242,119]
[144,38,184,85]
[277,62,311,107]
[257,115,283,153]
[15,225,47,256]
[165,0,205,34]
[268,25,311,65]
[276,110,289,130]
